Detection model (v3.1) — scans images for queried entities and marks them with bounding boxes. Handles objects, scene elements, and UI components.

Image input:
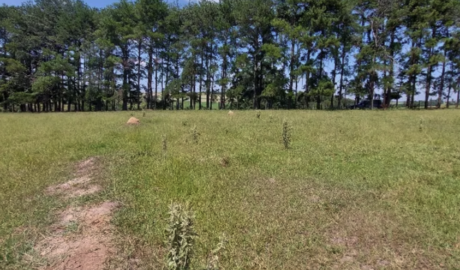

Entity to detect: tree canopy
[1,0,459,112]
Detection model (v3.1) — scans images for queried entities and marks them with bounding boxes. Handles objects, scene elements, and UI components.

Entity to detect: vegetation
[1,111,460,269]
[166,203,196,270]
[1,0,460,112]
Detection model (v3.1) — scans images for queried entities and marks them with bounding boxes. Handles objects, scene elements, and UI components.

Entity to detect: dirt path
[36,158,119,270]
[46,157,102,198]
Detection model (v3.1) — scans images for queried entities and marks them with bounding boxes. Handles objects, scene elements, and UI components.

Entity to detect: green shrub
[166,203,196,270]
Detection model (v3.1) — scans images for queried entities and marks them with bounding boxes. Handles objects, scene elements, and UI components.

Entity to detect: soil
[37,157,118,270]
[37,202,119,270]
[127,117,140,125]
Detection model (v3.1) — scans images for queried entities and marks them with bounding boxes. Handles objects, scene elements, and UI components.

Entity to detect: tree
[233,0,275,109]
[0,0,459,112]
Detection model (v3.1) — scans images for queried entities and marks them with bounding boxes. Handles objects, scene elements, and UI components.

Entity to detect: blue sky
[0,0,194,8]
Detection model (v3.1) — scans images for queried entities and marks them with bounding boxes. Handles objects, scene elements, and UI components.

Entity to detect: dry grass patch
[225,176,449,269]
[326,207,435,270]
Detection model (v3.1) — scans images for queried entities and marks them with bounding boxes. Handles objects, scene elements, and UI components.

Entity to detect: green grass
[1,110,460,269]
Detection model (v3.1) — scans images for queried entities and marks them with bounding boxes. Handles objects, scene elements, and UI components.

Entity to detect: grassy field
[1,110,460,269]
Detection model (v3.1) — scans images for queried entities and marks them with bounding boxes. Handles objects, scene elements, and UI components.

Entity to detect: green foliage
[1,0,459,111]
[261,44,282,59]
[31,76,60,94]
[166,203,196,270]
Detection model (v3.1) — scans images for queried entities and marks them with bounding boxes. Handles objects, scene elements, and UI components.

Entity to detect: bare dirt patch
[37,202,119,270]
[66,185,103,198]
[35,158,120,269]
[46,157,102,199]
[76,157,97,174]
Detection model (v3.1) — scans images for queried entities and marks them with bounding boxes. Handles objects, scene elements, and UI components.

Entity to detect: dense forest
[0,0,459,112]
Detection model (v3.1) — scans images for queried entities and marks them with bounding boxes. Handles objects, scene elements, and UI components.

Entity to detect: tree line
[1,0,460,112]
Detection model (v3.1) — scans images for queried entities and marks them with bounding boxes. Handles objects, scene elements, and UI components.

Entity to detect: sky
[0,0,194,8]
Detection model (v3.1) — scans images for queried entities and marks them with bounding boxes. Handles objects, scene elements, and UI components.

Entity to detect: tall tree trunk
[137,40,142,110]
[253,58,258,110]
[410,78,415,107]
[147,43,153,109]
[206,45,210,109]
[406,90,411,108]
[338,46,346,109]
[199,48,204,110]
[331,56,338,109]
[97,49,103,111]
[253,34,261,110]
[446,81,452,109]
[0,42,6,111]
[67,75,72,112]
[457,78,460,109]
[289,38,295,109]
[425,28,437,109]
[386,29,396,107]
[424,64,433,109]
[81,56,86,112]
[191,54,196,110]
[220,41,228,110]
[295,65,298,108]
[122,46,129,111]
[155,50,159,110]
[370,74,375,110]
[407,40,418,108]
[317,49,324,110]
[190,74,194,110]
[304,50,311,107]
[164,45,170,110]
[161,62,165,110]
[438,48,447,109]
[75,46,81,112]
[210,60,216,111]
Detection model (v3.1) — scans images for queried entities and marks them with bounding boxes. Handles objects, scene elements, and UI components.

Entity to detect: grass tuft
[282,118,292,149]
[191,125,200,144]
